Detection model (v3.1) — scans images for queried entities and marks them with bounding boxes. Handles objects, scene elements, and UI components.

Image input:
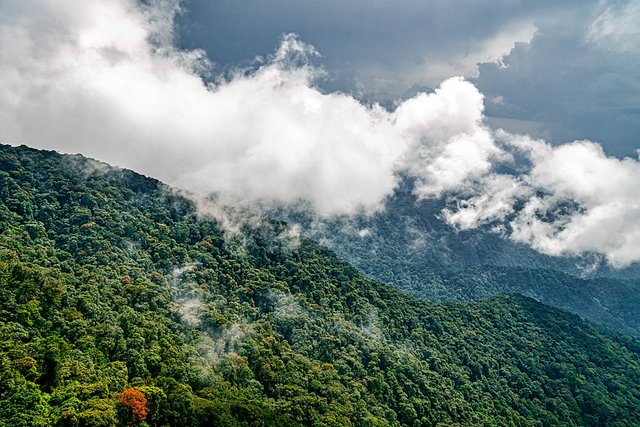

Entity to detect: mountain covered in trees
[1,143,640,426]
[278,181,640,336]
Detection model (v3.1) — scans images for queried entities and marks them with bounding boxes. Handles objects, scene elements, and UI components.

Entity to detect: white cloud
[512,138,640,267]
[395,77,505,198]
[445,132,640,267]
[443,174,528,230]
[0,0,496,217]
[2,0,639,267]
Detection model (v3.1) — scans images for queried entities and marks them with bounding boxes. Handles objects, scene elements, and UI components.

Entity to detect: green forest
[282,182,640,336]
[1,143,640,426]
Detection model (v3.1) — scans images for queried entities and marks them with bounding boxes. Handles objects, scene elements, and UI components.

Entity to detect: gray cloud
[180,0,638,158]
[476,0,640,157]
[177,0,581,100]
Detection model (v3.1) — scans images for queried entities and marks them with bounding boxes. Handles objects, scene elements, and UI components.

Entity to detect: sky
[0,0,639,266]
[178,0,640,157]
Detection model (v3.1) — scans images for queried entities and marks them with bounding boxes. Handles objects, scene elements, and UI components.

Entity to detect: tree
[117,388,147,423]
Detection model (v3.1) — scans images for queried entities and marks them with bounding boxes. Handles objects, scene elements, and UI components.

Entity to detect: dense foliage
[282,181,640,336]
[1,143,640,426]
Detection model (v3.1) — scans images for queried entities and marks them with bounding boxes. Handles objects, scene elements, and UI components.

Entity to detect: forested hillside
[2,143,640,426]
[281,182,640,336]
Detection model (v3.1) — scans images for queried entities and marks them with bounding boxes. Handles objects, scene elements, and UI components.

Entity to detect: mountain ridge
[277,180,640,336]
[1,143,640,426]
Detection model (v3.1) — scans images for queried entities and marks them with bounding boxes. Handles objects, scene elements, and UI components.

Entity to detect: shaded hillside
[282,182,640,336]
[1,143,640,426]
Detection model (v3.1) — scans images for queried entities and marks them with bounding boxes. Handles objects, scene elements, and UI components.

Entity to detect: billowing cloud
[1,0,639,266]
[0,0,497,216]
[395,78,505,198]
[445,133,640,267]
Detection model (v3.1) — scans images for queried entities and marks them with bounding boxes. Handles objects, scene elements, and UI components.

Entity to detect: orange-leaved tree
[117,388,148,422]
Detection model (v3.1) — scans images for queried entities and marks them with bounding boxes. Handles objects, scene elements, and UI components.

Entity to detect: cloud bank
[0,0,638,266]
[0,0,498,216]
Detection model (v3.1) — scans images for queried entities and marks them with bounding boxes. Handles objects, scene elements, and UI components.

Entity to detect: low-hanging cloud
[0,0,496,216]
[395,79,505,198]
[1,0,639,266]
[445,133,640,267]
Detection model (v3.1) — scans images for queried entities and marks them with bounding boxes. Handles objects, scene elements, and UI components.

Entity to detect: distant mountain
[276,179,640,336]
[1,143,640,426]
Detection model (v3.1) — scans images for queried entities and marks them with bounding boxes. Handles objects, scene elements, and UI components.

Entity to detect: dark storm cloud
[476,1,640,157]
[178,0,639,157]
[176,0,580,99]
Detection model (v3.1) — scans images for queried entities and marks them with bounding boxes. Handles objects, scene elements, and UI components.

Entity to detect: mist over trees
[280,182,640,336]
[1,144,640,425]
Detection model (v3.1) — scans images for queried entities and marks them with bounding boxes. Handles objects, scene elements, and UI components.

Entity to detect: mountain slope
[281,182,640,336]
[1,143,640,426]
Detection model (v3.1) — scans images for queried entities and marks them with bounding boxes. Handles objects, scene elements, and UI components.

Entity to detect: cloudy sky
[0,0,639,266]
[179,0,640,156]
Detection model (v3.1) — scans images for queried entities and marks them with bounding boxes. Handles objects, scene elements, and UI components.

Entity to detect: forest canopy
[1,143,640,426]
